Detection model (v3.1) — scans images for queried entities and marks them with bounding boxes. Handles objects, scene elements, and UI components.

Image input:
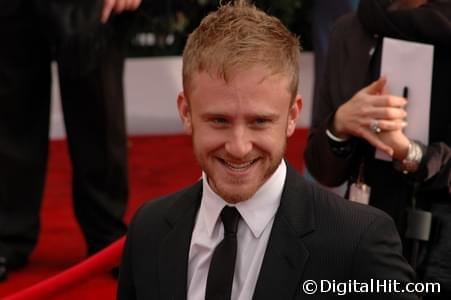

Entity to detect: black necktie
[205,206,241,300]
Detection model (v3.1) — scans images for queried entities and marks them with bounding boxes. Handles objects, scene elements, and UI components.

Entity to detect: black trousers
[0,1,128,263]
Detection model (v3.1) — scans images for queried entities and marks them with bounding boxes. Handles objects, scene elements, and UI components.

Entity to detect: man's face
[178,66,302,203]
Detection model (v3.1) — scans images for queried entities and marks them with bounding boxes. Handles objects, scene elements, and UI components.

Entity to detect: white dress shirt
[187,160,287,300]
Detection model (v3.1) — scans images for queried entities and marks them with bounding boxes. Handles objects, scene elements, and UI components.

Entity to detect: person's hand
[101,0,142,23]
[331,77,408,156]
[377,129,410,160]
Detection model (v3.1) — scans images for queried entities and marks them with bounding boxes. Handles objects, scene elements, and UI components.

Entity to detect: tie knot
[220,206,240,235]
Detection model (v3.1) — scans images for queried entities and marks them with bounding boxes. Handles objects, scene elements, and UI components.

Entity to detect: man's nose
[224,127,252,159]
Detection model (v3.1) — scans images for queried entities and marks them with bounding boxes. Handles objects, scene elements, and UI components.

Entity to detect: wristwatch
[393,140,423,174]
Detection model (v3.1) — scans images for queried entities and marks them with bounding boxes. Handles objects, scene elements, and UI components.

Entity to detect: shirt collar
[201,160,286,238]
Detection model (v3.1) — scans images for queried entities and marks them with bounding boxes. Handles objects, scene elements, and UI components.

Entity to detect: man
[0,0,140,281]
[118,1,417,299]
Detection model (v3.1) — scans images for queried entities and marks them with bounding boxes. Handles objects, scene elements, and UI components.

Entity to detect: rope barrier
[4,237,125,300]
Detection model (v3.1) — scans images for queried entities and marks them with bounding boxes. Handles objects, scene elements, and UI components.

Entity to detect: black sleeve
[304,17,360,187]
[415,142,451,194]
[388,1,451,47]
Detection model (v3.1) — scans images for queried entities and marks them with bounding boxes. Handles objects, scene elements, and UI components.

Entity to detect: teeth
[223,160,255,170]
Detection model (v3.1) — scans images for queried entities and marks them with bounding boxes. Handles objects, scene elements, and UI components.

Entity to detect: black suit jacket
[118,164,417,299]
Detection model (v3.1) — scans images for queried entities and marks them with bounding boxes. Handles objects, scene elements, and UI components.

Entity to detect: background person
[304,0,451,295]
[0,0,141,281]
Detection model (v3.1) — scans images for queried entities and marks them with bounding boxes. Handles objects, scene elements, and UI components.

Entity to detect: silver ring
[370,119,381,133]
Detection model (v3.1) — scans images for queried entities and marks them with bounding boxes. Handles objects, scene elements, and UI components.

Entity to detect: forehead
[186,66,292,108]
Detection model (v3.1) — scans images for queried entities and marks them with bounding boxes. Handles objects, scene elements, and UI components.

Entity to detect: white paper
[375,37,434,161]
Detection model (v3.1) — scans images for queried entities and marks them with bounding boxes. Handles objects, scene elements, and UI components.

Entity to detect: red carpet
[0,129,307,299]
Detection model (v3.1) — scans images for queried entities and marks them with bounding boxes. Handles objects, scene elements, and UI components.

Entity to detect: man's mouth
[219,158,259,172]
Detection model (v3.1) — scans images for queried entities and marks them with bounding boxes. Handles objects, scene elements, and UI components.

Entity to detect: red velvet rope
[4,237,125,300]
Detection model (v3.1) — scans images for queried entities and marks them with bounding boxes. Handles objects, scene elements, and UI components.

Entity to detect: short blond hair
[182,0,301,97]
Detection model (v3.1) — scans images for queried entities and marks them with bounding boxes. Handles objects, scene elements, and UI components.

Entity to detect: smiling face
[178,66,302,203]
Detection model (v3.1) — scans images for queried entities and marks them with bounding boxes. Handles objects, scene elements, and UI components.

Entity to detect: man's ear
[286,95,303,137]
[177,92,193,135]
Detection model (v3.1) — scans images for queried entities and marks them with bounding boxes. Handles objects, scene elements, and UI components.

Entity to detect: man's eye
[212,118,228,124]
[254,118,268,125]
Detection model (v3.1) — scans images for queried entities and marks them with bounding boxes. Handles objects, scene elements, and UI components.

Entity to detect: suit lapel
[158,182,202,300]
[253,164,316,299]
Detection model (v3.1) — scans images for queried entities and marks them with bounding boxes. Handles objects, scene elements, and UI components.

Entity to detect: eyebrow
[200,112,280,120]
[253,113,279,119]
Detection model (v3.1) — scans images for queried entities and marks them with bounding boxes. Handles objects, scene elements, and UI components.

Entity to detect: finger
[379,75,392,95]
[129,0,142,10]
[101,0,115,23]
[360,129,394,157]
[123,0,133,10]
[371,94,407,108]
[375,119,407,131]
[371,107,407,120]
[124,0,140,10]
[114,0,126,14]
[364,76,387,95]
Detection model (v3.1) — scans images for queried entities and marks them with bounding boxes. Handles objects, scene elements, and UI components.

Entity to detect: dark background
[127,0,313,57]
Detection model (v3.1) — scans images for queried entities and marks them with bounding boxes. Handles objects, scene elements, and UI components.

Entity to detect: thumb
[365,76,386,95]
